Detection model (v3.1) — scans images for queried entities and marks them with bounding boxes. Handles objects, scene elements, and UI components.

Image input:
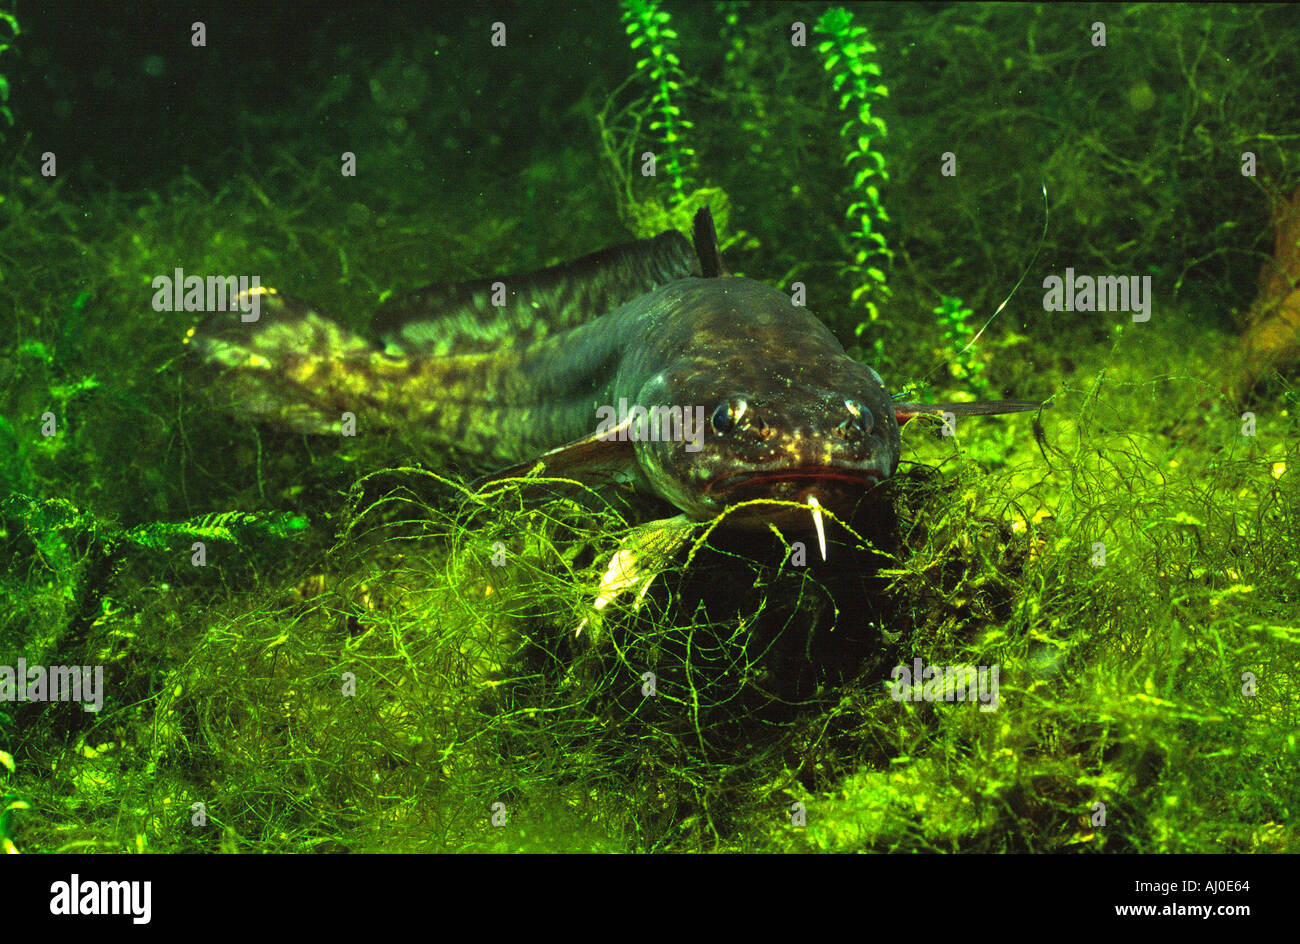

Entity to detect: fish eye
[711,396,746,434]
[838,399,873,436]
[711,403,735,434]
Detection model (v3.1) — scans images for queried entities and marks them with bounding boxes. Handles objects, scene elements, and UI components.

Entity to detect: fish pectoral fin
[474,416,642,488]
[894,399,1048,425]
[577,513,695,639]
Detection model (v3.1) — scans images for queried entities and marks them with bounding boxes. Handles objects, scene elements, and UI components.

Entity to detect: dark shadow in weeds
[418,461,1034,843]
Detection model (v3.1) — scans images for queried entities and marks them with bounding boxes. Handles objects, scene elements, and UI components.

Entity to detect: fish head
[630,354,901,527]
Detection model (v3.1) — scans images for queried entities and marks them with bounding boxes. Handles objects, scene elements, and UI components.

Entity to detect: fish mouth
[702,466,888,547]
[706,466,886,502]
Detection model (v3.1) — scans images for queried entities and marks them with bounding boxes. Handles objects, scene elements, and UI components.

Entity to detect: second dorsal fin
[691,208,728,278]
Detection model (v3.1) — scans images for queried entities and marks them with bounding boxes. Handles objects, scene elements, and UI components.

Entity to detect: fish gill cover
[0,1,1296,857]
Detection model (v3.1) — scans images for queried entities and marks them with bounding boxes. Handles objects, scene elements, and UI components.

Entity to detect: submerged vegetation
[0,8,16,145]
[0,3,1297,852]
[815,6,893,359]
[621,0,695,202]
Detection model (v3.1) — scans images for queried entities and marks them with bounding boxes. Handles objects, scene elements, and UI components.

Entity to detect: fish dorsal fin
[373,229,699,356]
[691,208,728,278]
[894,399,1047,426]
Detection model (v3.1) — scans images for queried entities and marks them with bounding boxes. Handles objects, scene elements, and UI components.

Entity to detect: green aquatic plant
[603,0,729,240]
[0,9,18,140]
[933,294,991,398]
[621,0,695,201]
[816,6,892,339]
[0,491,309,665]
[0,748,24,855]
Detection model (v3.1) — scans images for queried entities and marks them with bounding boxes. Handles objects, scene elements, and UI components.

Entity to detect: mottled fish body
[193,230,698,470]
[190,211,1042,528]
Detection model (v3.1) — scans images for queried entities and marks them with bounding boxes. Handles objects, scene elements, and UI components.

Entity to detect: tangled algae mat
[4,354,1297,851]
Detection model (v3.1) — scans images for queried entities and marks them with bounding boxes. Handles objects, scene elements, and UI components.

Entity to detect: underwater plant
[621,0,695,201]
[0,749,24,854]
[604,0,729,240]
[933,294,991,398]
[0,8,17,141]
[815,6,892,345]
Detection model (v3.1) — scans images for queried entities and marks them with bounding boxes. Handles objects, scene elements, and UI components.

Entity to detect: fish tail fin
[186,286,404,435]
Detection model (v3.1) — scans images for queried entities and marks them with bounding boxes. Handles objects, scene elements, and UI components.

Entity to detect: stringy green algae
[5,359,1296,851]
